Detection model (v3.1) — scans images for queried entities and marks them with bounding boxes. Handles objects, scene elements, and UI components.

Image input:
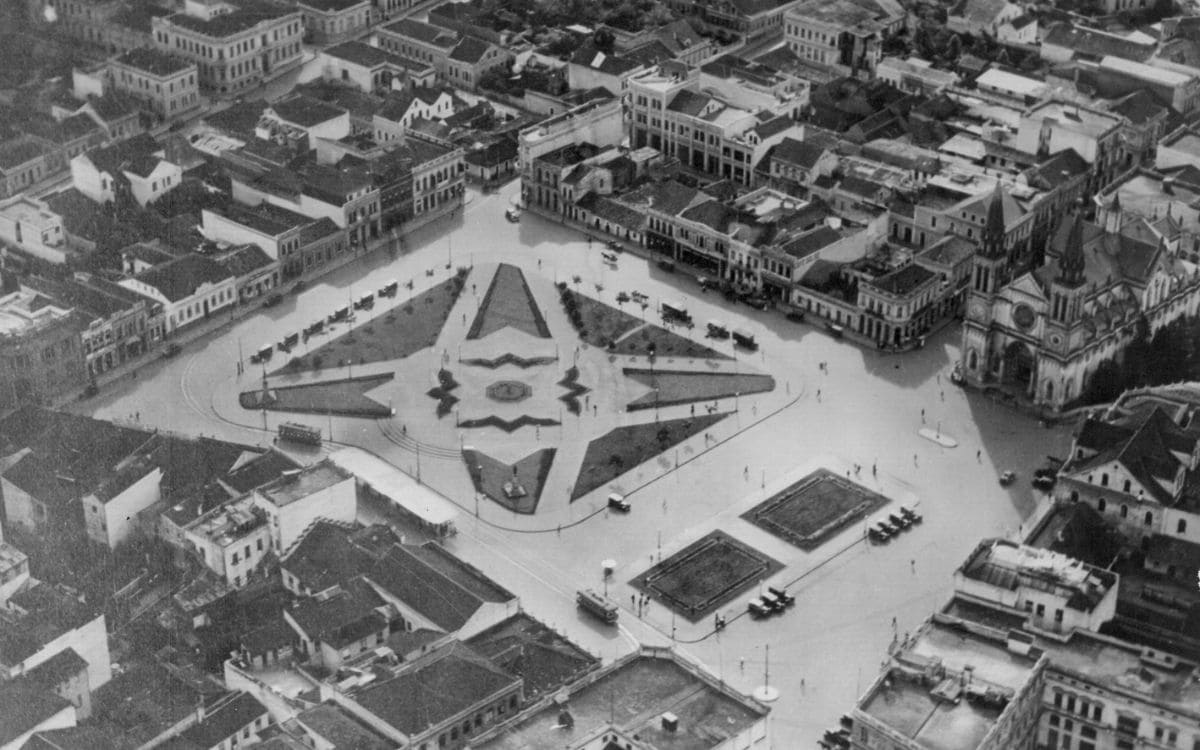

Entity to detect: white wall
[102,469,162,548]
[12,614,112,690]
[126,161,182,207]
[69,156,114,204]
[256,476,356,552]
[202,210,283,259]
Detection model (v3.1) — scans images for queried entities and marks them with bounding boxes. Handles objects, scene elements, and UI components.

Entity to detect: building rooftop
[186,496,266,548]
[465,613,600,702]
[0,135,52,172]
[323,40,409,69]
[298,0,368,10]
[270,95,347,128]
[256,460,351,508]
[352,642,521,736]
[161,2,297,38]
[787,0,904,32]
[295,703,392,749]
[959,539,1115,612]
[0,680,72,747]
[93,662,226,748]
[865,263,937,296]
[22,726,120,750]
[180,692,266,748]
[115,47,193,77]
[132,253,234,303]
[475,648,768,750]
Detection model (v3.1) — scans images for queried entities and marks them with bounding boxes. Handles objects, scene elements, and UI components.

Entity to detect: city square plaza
[74,181,1072,747]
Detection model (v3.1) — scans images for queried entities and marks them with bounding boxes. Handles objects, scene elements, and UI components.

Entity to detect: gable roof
[287,578,388,648]
[384,19,459,49]
[84,133,165,179]
[449,36,492,64]
[0,681,71,747]
[133,253,234,302]
[179,692,267,749]
[270,95,347,128]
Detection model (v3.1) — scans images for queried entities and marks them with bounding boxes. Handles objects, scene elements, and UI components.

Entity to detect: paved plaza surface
[74,181,1073,747]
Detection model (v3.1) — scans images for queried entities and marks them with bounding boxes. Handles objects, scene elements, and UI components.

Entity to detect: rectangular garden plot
[630,530,782,622]
[741,469,890,550]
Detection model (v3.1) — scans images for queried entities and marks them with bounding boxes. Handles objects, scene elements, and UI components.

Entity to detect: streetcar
[277,422,322,446]
[576,589,619,624]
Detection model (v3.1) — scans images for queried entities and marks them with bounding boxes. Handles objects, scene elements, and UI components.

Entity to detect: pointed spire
[981,181,1006,258]
[1059,212,1086,287]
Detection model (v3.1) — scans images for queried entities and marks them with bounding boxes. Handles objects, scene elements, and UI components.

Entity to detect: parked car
[767,586,795,606]
[786,311,805,323]
[262,292,283,308]
[505,207,521,222]
[999,470,1017,486]
[888,512,912,530]
[616,291,630,303]
[607,493,630,512]
[747,598,772,618]
[899,504,922,523]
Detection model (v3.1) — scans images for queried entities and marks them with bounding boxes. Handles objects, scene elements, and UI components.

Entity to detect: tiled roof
[215,244,275,277]
[323,40,408,69]
[353,643,520,735]
[94,662,224,749]
[680,199,732,232]
[1043,22,1155,62]
[299,0,368,10]
[0,135,52,171]
[383,18,458,48]
[163,2,296,37]
[222,449,302,494]
[134,253,234,302]
[180,692,267,748]
[866,263,936,296]
[270,95,347,128]
[575,192,645,230]
[296,703,393,749]
[367,546,487,631]
[24,648,88,689]
[780,225,841,258]
[287,578,387,648]
[83,133,164,178]
[22,726,120,750]
[666,89,711,116]
[281,521,397,592]
[449,36,492,64]
[0,681,71,747]
[618,180,700,217]
[116,47,193,77]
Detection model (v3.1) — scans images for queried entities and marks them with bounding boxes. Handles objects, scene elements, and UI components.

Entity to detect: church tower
[1049,213,1087,325]
[962,182,1010,383]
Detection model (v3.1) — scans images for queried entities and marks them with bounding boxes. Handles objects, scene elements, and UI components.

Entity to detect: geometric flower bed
[485,380,532,403]
[467,263,551,340]
[462,447,556,514]
[457,415,559,432]
[570,412,727,500]
[630,530,783,622]
[426,369,460,418]
[623,369,775,411]
[740,468,891,550]
[560,287,730,360]
[461,353,557,369]
[238,373,394,418]
[558,366,589,415]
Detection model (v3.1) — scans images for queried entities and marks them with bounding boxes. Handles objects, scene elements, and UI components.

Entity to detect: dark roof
[383,18,458,48]
[464,139,517,167]
[298,0,368,10]
[115,47,192,77]
[575,192,645,230]
[1146,533,1200,569]
[780,225,842,258]
[618,180,700,217]
[180,693,267,748]
[0,682,71,746]
[1043,22,1155,62]
[22,274,155,322]
[215,244,275,277]
[1026,148,1090,190]
[753,115,794,139]
[287,579,387,648]
[866,263,937,296]
[48,114,102,144]
[323,40,408,68]
[680,199,732,232]
[24,648,89,689]
[0,136,53,171]
[353,643,520,735]
[366,547,487,631]
[85,133,164,178]
[769,137,830,169]
[211,201,311,237]
[87,93,139,122]
[296,703,392,749]
[281,521,399,592]
[163,3,297,38]
[569,45,643,75]
[134,253,234,302]
[94,662,222,748]
[666,89,711,116]
[21,726,120,750]
[203,99,270,138]
[449,36,492,64]
[299,217,342,245]
[271,95,347,128]
[222,449,301,494]
[1110,89,1168,125]
[109,3,171,32]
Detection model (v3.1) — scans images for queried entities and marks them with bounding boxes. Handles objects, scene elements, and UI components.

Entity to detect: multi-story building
[251,459,357,552]
[627,62,805,186]
[48,0,123,47]
[961,197,1200,409]
[321,40,434,93]
[0,136,57,199]
[0,579,112,696]
[783,0,906,78]
[517,97,625,184]
[297,0,371,45]
[151,1,304,95]
[408,136,465,225]
[70,132,182,207]
[1012,101,1125,195]
[118,253,238,336]
[375,18,510,91]
[21,273,161,377]
[670,0,798,41]
[875,56,960,95]
[184,495,272,589]
[0,290,88,412]
[0,195,69,265]
[108,47,200,121]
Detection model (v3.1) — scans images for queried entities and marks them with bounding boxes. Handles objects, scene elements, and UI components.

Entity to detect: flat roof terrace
[475,651,766,750]
[860,673,1003,750]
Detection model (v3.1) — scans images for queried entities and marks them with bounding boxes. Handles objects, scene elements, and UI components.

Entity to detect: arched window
[1071,491,1079,503]
[1123,480,1131,493]
[1178,519,1187,534]
[1097,498,1105,512]
[1120,505,1128,518]
[1145,511,1153,526]
[968,350,978,370]
[1046,381,1054,400]
[1101,473,1108,487]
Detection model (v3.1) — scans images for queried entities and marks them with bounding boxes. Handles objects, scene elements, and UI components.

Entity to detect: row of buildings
[844,384,1200,750]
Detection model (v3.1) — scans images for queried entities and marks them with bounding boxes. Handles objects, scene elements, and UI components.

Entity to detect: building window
[1179,519,1188,534]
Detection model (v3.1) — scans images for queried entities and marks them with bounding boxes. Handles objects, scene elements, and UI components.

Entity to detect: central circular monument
[486,380,532,403]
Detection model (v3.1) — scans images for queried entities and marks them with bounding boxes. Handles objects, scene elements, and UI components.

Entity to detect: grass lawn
[570,412,727,500]
[740,468,891,550]
[623,370,775,410]
[630,530,782,622]
[468,263,551,339]
[463,448,556,514]
[273,274,465,375]
[562,289,730,360]
[239,374,393,418]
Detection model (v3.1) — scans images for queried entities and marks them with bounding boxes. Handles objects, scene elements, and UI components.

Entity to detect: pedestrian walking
[402,424,407,435]
[872,462,877,477]
[940,390,945,402]
[690,404,695,416]
[536,426,540,440]
[892,616,897,628]
[537,258,542,269]
[976,448,981,462]
[462,313,467,325]
[593,404,598,416]
[816,388,821,401]
[913,454,918,467]
[739,657,745,673]
[921,408,925,423]
[744,465,749,479]
[910,559,916,573]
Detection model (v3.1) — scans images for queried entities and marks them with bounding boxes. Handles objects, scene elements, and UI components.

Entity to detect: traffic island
[463,447,556,514]
[570,412,727,501]
[468,263,551,339]
[631,530,782,623]
[238,373,394,418]
[559,287,730,360]
[274,272,467,375]
[740,469,891,550]
[623,369,775,411]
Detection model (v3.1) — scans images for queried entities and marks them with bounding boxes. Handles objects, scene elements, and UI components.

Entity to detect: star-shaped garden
[242,262,776,515]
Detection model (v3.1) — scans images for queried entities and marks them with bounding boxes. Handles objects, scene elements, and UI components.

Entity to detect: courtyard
[73,180,1073,749]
